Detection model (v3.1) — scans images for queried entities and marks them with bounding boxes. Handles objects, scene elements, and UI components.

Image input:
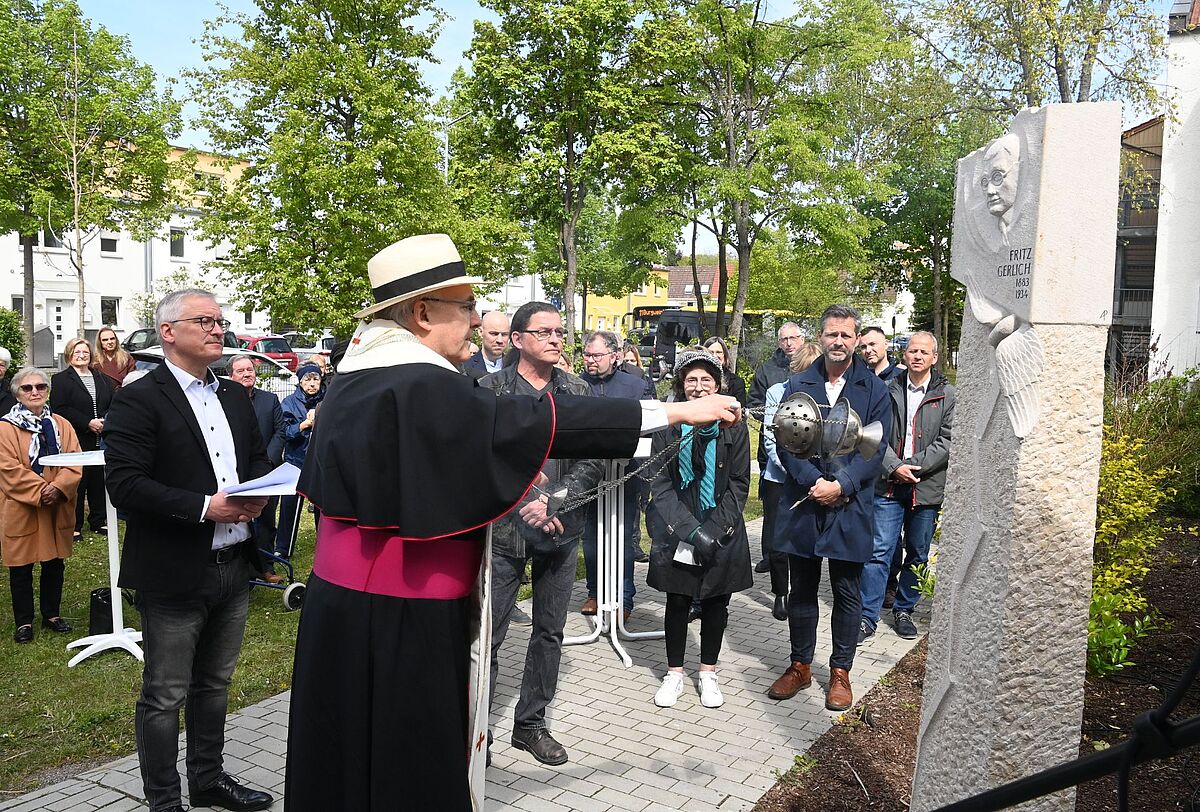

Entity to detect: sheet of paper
[224,462,301,497]
[673,540,698,566]
[39,450,106,467]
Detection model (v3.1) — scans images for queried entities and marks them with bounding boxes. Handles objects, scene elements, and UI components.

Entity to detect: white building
[1152,0,1200,376]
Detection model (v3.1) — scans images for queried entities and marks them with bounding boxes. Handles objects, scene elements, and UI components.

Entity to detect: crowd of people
[0,232,956,811]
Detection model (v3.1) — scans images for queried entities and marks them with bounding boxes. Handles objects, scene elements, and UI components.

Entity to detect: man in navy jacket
[766,305,891,712]
[578,330,655,617]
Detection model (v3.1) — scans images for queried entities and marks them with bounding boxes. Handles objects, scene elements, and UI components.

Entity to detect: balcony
[1113,287,1153,325]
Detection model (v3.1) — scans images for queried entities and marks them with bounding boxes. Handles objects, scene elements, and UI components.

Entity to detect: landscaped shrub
[0,308,26,365]
[1087,430,1174,675]
[1108,368,1200,516]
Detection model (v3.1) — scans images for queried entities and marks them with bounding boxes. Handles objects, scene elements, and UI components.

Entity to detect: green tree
[654,0,898,355]
[906,0,1167,114]
[0,308,26,366]
[0,0,181,346]
[740,227,848,317]
[190,0,465,335]
[465,0,674,335]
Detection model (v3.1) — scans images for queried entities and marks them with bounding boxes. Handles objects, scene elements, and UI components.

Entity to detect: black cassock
[286,361,640,812]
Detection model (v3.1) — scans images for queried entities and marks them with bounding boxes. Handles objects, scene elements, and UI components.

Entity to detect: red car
[239,334,300,372]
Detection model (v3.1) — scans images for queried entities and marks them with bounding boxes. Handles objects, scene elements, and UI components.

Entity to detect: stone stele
[911,101,1121,811]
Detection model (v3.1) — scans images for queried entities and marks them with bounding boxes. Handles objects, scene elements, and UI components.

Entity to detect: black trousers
[8,559,65,628]
[665,592,731,667]
[786,555,862,672]
[75,465,107,532]
[759,479,789,596]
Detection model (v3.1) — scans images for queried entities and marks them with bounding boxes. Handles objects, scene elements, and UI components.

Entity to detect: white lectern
[39,451,143,667]
[564,438,662,667]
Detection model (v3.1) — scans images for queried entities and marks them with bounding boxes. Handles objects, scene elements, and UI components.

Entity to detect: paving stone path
[0,519,925,812]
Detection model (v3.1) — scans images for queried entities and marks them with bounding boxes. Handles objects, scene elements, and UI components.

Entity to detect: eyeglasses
[19,383,48,393]
[583,351,615,360]
[171,316,231,333]
[519,328,567,341]
[778,335,802,344]
[421,297,478,316]
[980,168,1010,190]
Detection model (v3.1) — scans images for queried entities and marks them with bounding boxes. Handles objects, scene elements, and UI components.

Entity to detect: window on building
[11,296,23,314]
[684,284,693,294]
[43,229,63,249]
[100,234,119,253]
[244,308,253,326]
[170,228,185,258]
[700,284,710,295]
[101,297,119,325]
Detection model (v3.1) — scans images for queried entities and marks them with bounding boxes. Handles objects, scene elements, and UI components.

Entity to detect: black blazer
[249,387,285,465]
[104,362,272,592]
[49,367,114,451]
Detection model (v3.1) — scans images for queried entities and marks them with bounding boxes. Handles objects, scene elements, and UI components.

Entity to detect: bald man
[464,311,511,379]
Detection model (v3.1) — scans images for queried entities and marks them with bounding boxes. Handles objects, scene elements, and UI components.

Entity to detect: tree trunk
[715,238,729,338]
[690,205,705,327]
[561,217,579,337]
[22,237,34,362]
[932,238,945,371]
[728,202,752,369]
[75,224,85,338]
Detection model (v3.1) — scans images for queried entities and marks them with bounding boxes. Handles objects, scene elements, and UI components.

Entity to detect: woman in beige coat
[0,368,82,643]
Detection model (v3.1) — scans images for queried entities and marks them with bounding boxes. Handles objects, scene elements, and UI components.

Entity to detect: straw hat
[354,233,484,319]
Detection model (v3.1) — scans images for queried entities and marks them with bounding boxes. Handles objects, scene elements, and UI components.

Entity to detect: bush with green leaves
[1108,367,1200,515]
[0,308,26,366]
[1087,430,1174,675]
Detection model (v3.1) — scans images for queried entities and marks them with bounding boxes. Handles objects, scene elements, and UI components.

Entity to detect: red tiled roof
[657,264,727,301]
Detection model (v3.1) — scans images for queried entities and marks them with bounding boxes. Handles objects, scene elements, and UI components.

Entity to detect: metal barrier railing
[933,643,1200,812]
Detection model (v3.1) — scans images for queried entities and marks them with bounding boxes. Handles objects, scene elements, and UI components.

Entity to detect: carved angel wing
[994,325,1044,438]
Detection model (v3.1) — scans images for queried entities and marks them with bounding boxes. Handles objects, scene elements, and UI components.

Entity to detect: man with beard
[766,305,890,712]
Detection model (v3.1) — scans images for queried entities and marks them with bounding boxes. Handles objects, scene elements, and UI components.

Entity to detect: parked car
[290,332,336,362]
[239,335,299,372]
[131,347,297,399]
[123,327,240,353]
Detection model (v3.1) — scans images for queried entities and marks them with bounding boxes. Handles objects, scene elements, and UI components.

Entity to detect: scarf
[337,319,459,373]
[1,403,61,474]
[678,421,720,511]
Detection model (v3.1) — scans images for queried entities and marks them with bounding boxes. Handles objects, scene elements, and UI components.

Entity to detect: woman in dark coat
[49,337,114,539]
[646,348,752,710]
[702,336,747,406]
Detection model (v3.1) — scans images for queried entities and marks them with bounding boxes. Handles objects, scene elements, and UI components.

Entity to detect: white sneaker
[654,671,686,707]
[698,671,724,708]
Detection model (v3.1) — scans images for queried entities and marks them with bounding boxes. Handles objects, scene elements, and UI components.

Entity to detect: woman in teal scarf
[646,348,752,709]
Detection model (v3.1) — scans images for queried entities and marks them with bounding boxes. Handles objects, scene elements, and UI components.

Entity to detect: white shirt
[163,357,250,550]
[483,354,504,374]
[903,375,929,460]
[824,376,847,407]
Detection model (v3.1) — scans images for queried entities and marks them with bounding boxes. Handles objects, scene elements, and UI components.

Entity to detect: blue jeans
[135,557,251,811]
[581,479,640,613]
[893,503,940,615]
[860,494,939,627]
[490,538,579,731]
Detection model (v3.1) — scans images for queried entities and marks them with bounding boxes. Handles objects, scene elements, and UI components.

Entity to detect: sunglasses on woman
[19,383,49,393]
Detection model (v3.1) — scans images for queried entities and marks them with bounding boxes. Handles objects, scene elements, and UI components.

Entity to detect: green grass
[0,514,318,796]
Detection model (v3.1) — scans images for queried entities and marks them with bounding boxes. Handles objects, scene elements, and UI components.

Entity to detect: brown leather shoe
[825,667,853,711]
[580,597,598,616]
[767,662,812,699]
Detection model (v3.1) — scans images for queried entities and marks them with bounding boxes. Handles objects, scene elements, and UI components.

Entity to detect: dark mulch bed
[754,528,1200,812]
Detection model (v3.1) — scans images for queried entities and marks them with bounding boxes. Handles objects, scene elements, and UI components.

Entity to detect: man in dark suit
[104,289,274,812]
[462,310,510,379]
[229,354,285,577]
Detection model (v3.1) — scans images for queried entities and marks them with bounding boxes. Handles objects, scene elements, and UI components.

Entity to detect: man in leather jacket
[479,302,604,767]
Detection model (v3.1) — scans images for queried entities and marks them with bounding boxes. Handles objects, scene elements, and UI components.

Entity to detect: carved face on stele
[981,134,1020,218]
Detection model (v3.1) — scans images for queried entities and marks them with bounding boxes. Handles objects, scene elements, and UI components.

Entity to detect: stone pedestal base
[911,317,1107,811]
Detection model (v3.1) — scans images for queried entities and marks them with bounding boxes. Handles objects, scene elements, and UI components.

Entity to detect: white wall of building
[1,209,269,362]
[1152,27,1200,376]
